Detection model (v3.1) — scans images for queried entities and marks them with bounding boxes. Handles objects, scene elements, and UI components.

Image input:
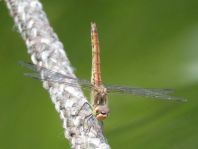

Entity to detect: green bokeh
[0,0,198,148]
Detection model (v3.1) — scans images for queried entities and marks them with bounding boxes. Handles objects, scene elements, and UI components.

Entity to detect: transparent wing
[19,61,82,81]
[19,61,186,102]
[19,61,37,71]
[24,73,91,89]
[105,85,186,102]
[19,61,92,89]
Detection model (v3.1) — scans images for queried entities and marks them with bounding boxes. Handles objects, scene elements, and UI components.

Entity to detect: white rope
[4,0,110,148]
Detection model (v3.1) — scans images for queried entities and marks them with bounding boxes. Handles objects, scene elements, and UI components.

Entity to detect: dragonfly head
[94,105,110,121]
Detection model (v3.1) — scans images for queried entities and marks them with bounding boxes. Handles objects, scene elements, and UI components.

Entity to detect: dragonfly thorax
[96,85,107,97]
[91,85,109,121]
[92,85,107,105]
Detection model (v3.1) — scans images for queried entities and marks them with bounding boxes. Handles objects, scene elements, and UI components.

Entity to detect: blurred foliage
[0,0,198,148]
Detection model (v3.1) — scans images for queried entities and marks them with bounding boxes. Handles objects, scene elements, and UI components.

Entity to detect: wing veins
[20,61,186,102]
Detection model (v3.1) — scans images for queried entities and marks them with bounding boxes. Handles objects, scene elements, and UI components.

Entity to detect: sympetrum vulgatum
[19,22,186,121]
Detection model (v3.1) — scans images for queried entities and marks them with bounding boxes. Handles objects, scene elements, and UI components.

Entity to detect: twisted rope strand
[4,0,110,148]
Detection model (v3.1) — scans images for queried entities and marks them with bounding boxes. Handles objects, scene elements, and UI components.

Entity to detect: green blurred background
[0,0,198,148]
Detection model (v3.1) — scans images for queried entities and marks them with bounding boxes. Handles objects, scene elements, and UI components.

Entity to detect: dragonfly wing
[24,72,92,89]
[105,85,186,102]
[20,61,92,89]
[19,61,37,71]
[19,61,77,80]
[20,62,186,102]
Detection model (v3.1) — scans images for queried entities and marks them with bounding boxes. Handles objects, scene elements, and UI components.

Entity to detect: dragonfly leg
[75,102,98,133]
[83,115,103,133]
[76,102,93,116]
[83,114,95,133]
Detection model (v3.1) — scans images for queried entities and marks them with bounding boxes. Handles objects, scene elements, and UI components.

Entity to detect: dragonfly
[19,22,186,121]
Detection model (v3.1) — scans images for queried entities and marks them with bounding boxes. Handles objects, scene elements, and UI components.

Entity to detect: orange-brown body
[90,23,109,121]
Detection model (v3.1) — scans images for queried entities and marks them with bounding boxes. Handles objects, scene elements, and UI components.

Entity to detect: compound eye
[95,107,100,114]
[96,113,108,121]
[94,106,109,120]
[100,111,107,115]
